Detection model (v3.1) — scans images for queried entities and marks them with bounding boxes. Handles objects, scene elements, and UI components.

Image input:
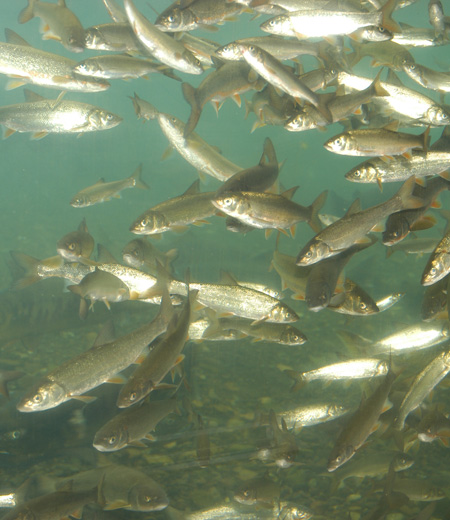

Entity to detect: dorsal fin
[5,28,30,46]
[94,178,106,185]
[344,198,361,216]
[281,186,298,200]
[23,89,46,102]
[78,217,88,233]
[383,120,399,132]
[219,269,238,285]
[183,179,201,196]
[97,244,118,264]
[386,69,403,87]
[93,320,116,347]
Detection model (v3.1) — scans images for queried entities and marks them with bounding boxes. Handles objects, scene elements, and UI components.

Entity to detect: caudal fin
[308,190,328,233]
[395,176,423,211]
[18,0,34,24]
[9,251,62,289]
[129,163,149,190]
[182,83,200,137]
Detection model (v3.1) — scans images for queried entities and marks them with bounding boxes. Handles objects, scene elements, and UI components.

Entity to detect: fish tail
[9,251,46,289]
[336,330,372,355]
[18,0,34,23]
[421,126,431,153]
[182,83,200,137]
[308,190,328,233]
[396,176,423,210]
[371,69,389,97]
[380,0,401,33]
[283,369,306,391]
[260,137,277,167]
[129,163,149,190]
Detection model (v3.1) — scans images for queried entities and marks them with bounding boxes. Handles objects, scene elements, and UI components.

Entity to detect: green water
[1,1,450,519]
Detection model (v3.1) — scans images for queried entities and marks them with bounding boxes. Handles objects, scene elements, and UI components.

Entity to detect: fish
[122,238,177,275]
[285,358,389,391]
[257,409,298,468]
[155,0,243,32]
[16,292,172,412]
[70,165,149,208]
[378,479,446,502]
[421,228,450,285]
[337,70,450,126]
[417,407,450,446]
[337,321,450,357]
[0,90,121,139]
[93,398,178,451]
[346,150,450,185]
[130,179,216,235]
[259,402,349,430]
[130,95,243,182]
[403,63,450,93]
[18,0,85,52]
[382,176,450,245]
[421,275,448,321]
[349,40,415,71]
[182,60,265,136]
[116,286,194,408]
[385,236,440,257]
[212,188,328,236]
[324,124,430,158]
[84,23,143,52]
[327,278,380,316]
[56,218,95,263]
[123,0,203,75]
[73,54,180,81]
[296,176,422,266]
[395,349,450,430]
[234,475,281,508]
[0,30,109,92]
[271,248,312,299]
[215,137,279,196]
[56,465,168,512]
[285,71,388,131]
[195,413,211,468]
[304,238,376,311]
[375,291,405,312]
[0,370,25,399]
[2,478,105,520]
[327,369,396,472]
[67,269,132,314]
[260,0,400,38]
[235,44,331,121]
[428,0,446,39]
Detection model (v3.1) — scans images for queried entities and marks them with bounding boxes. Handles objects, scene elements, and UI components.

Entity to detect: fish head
[234,485,256,505]
[73,61,97,77]
[93,426,127,452]
[17,380,66,412]
[348,294,380,315]
[88,109,122,130]
[155,7,184,31]
[278,504,312,520]
[305,282,331,312]
[279,326,307,346]
[62,27,86,53]
[212,193,249,218]
[382,216,410,246]
[345,162,378,183]
[84,28,104,50]
[117,378,153,408]
[296,240,331,266]
[122,240,145,268]
[268,303,298,323]
[128,484,169,512]
[324,134,356,154]
[57,230,93,262]
[421,257,446,286]
[284,110,318,132]
[70,194,89,208]
[274,442,298,468]
[392,452,415,472]
[426,105,450,126]
[327,443,355,472]
[359,25,393,42]
[130,212,168,235]
[376,360,389,376]
[216,42,244,61]
[402,62,422,82]
[260,15,289,36]
[158,113,184,137]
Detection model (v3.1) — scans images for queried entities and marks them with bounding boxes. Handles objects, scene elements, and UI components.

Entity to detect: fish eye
[167,15,175,23]
[108,435,116,445]
[33,394,42,404]
[359,302,367,310]
[129,391,137,402]
[243,489,250,497]
[249,45,255,51]
[143,495,153,503]
[68,242,76,251]
[141,218,148,227]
